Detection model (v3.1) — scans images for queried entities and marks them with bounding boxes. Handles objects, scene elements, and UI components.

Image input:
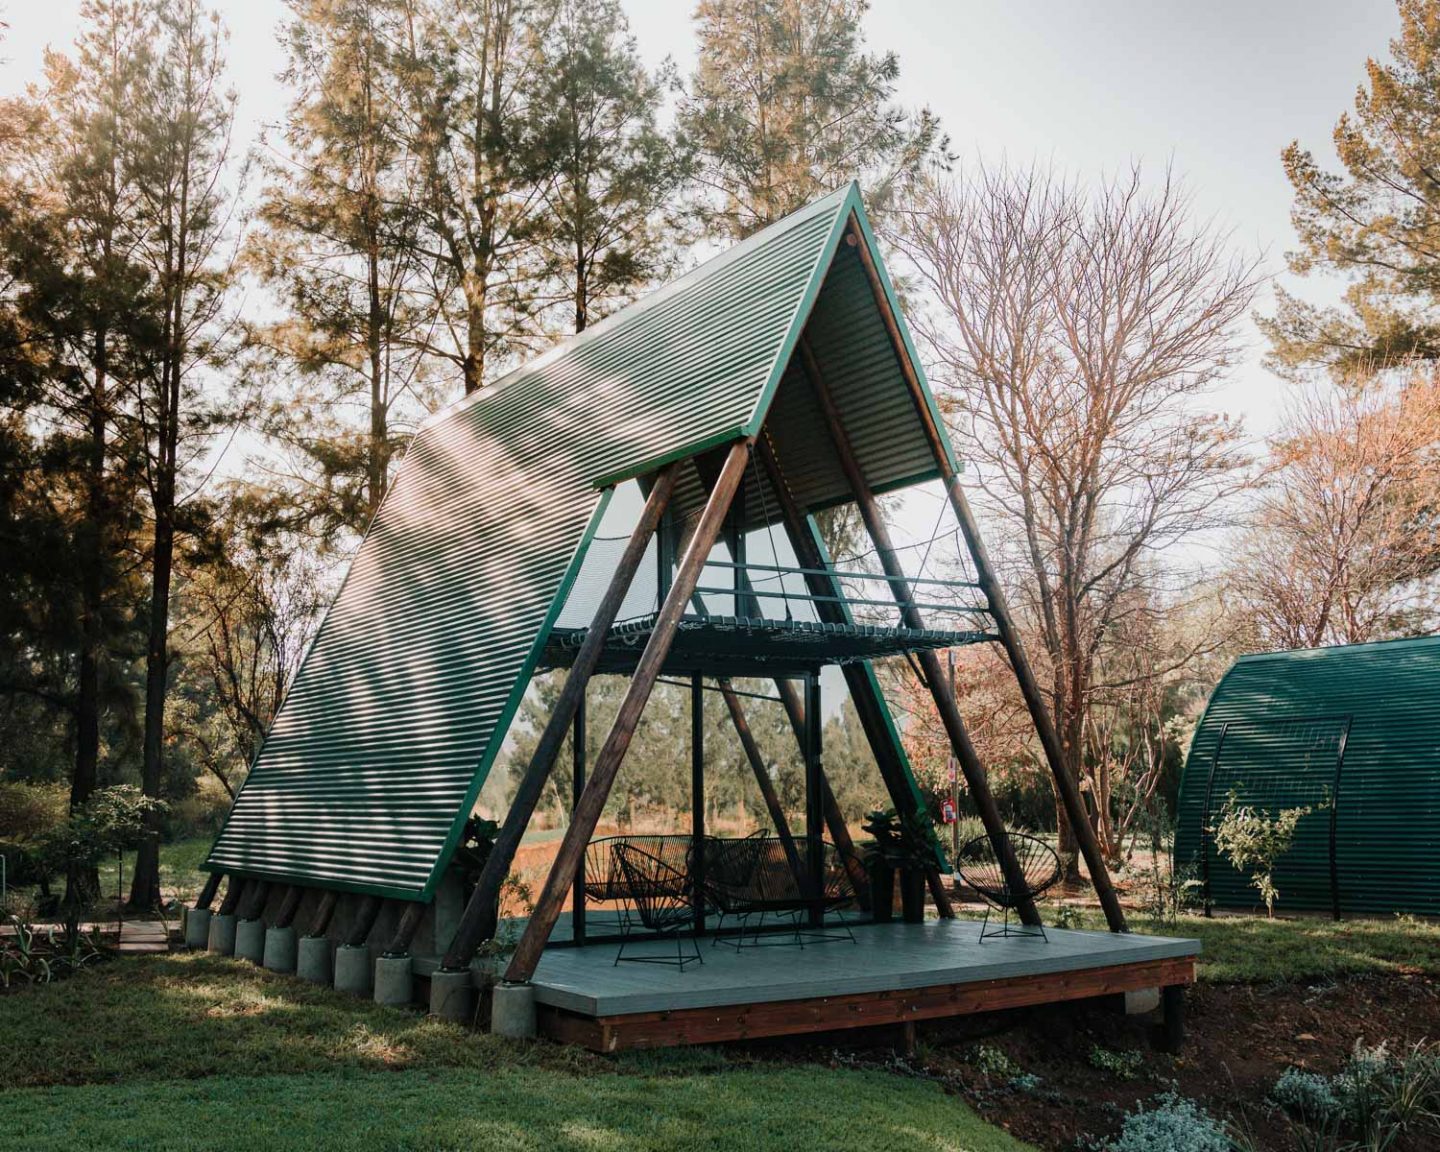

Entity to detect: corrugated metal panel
[206,188,854,900]
[1175,637,1440,917]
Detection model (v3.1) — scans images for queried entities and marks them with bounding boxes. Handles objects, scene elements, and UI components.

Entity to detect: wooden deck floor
[526,919,1200,1051]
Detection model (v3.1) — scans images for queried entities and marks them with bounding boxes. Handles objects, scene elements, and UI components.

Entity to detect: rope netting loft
[556,485,986,636]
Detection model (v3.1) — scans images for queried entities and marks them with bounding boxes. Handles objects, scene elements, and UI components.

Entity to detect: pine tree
[127,0,239,908]
[250,0,437,540]
[529,0,686,334]
[1265,0,1440,376]
[392,0,557,393]
[679,0,946,240]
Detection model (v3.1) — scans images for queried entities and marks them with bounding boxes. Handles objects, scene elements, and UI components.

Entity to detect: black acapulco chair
[955,832,1062,942]
[612,842,703,969]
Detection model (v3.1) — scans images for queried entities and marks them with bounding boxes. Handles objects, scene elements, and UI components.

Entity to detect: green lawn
[0,953,1032,1152]
[96,836,214,906]
[1050,905,1440,984]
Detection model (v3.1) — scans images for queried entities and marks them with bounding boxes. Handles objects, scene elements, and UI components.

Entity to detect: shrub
[1089,1045,1145,1081]
[1108,1093,1231,1152]
[1209,789,1324,917]
[1269,1067,1339,1121]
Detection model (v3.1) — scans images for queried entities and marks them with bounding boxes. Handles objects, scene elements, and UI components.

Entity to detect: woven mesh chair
[584,835,691,936]
[955,832,1061,942]
[696,833,766,944]
[612,842,702,969]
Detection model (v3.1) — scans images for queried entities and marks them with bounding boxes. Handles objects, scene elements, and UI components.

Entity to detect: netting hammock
[954,832,1062,942]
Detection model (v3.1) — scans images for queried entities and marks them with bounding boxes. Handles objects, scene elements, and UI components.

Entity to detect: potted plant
[861,808,938,924]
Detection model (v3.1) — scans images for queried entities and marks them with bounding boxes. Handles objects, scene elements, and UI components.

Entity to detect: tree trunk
[67,329,108,911]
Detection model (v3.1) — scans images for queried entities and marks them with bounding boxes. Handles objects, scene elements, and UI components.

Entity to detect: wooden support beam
[194,872,223,911]
[771,677,870,908]
[216,874,245,916]
[756,435,954,917]
[717,679,806,886]
[572,694,587,946]
[274,885,304,930]
[238,880,271,921]
[307,890,339,937]
[442,464,680,969]
[505,440,753,983]
[845,221,1127,934]
[691,673,706,932]
[799,339,1037,925]
[804,672,824,926]
[385,899,427,956]
[345,894,383,948]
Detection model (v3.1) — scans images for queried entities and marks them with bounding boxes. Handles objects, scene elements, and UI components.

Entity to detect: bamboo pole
[441,464,681,969]
[504,440,753,983]
[755,435,954,917]
[845,222,1127,933]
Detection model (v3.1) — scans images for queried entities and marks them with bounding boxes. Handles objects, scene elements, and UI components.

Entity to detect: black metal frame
[612,844,703,969]
[956,832,1061,944]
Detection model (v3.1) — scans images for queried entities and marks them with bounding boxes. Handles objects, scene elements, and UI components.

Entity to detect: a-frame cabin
[193,185,1197,1049]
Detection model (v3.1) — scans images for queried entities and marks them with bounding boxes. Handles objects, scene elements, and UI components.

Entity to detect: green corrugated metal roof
[207,184,957,901]
[1175,637,1440,917]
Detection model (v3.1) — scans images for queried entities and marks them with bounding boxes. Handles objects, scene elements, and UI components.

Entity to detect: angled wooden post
[799,339,1039,926]
[307,889,339,937]
[239,880,271,921]
[441,464,681,969]
[717,679,807,886]
[846,224,1128,933]
[194,871,223,911]
[217,875,245,916]
[505,440,753,983]
[770,677,870,907]
[385,899,426,956]
[345,894,383,947]
[273,885,304,930]
[756,435,954,917]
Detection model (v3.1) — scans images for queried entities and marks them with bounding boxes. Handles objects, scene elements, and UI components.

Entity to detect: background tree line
[1,0,1437,907]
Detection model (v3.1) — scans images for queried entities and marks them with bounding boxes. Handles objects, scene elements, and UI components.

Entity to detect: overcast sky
[0,0,1401,440]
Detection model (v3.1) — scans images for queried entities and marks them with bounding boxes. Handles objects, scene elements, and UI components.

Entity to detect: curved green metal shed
[1175,637,1440,918]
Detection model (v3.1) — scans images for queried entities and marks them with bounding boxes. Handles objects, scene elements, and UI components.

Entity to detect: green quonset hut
[1175,637,1440,919]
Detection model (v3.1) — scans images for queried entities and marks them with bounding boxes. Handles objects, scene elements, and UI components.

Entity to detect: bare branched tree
[1232,374,1440,648]
[891,162,1261,872]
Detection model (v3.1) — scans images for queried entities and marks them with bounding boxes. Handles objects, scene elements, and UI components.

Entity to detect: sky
[0,0,1400,437]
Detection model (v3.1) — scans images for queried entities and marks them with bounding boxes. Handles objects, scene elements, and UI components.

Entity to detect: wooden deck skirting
[534,955,1197,1052]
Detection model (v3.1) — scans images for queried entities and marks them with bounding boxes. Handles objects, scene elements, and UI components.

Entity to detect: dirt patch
[745,971,1440,1150]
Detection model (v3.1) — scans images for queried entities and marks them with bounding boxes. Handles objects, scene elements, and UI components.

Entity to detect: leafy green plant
[861,808,937,870]
[964,1043,1020,1084]
[1209,789,1325,917]
[1088,1044,1144,1081]
[31,786,168,937]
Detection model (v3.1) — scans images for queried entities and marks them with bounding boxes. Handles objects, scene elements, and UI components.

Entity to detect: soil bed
[746,969,1440,1150]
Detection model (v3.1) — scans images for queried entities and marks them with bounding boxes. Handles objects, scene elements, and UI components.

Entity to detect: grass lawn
[1051,904,1440,983]
[95,836,214,906]
[0,953,1033,1151]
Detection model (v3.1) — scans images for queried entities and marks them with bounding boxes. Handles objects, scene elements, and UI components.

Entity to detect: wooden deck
[526,919,1200,1051]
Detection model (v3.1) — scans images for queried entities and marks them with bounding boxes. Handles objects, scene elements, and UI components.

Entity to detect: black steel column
[805,672,824,927]
[572,691,587,945]
[692,672,706,933]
